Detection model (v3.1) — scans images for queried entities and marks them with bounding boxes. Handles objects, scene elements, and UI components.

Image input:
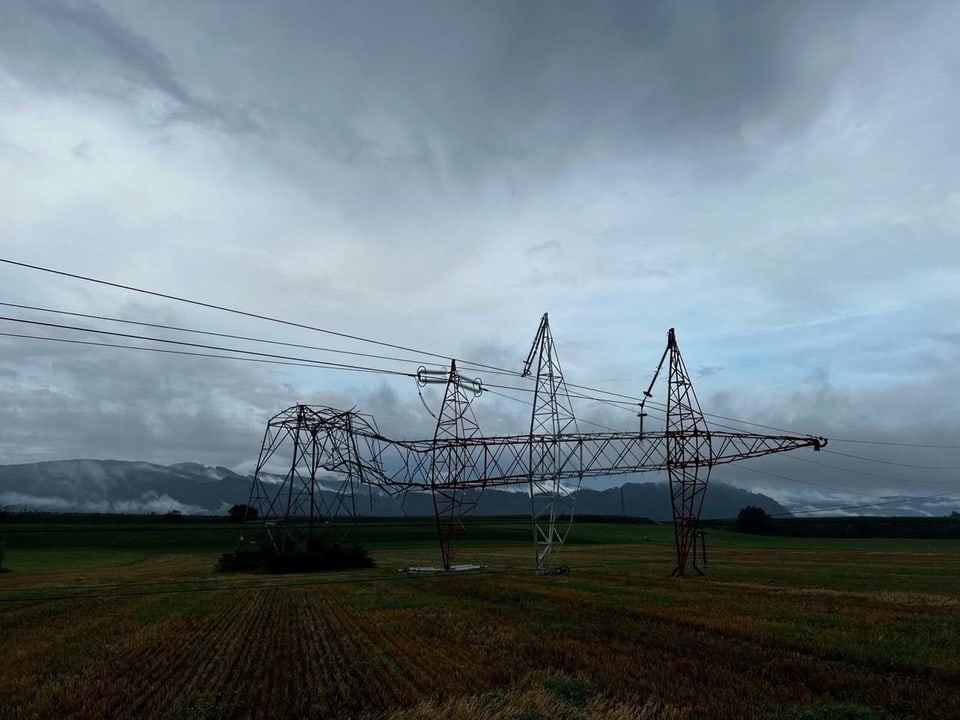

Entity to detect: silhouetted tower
[243,405,382,554]
[523,313,581,573]
[243,323,827,576]
[430,360,484,570]
[665,329,711,575]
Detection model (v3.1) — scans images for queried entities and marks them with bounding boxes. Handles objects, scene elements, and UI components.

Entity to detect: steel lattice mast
[523,313,581,574]
[429,360,484,570]
[665,328,712,576]
[242,405,384,553]
[243,324,827,574]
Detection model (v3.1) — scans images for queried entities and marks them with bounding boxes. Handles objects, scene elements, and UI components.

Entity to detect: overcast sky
[1,1,959,513]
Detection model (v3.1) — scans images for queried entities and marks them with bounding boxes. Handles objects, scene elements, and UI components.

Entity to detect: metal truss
[243,405,385,554]
[428,360,484,570]
[664,328,711,576]
[366,430,824,490]
[523,313,581,574]
[244,325,827,574]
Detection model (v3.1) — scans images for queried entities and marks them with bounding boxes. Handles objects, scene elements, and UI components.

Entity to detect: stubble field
[1,521,959,720]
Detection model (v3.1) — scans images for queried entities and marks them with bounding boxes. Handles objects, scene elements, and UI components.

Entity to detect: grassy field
[1,518,959,719]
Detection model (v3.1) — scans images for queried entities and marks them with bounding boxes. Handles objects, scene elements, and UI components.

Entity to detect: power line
[827,438,960,450]
[823,449,960,470]
[737,470,960,513]
[0,322,935,488]
[2,317,842,480]
[783,454,955,485]
[572,390,960,452]
[0,332,415,378]
[6,258,956,451]
[0,317,648,433]
[0,319,696,438]
[483,387,623,433]
[624,399,960,482]
[0,258,819,436]
[7,316,911,488]
[764,488,960,518]
[0,315,423,377]
[877,516,960,540]
[614,394,960,453]
[0,301,455,371]
[731,463,891,499]
[702,480,960,521]
[0,257,519,377]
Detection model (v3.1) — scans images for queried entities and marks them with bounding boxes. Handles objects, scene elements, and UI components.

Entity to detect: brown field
[1,540,959,720]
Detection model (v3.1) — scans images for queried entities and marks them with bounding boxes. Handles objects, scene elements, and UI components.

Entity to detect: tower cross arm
[707,432,827,467]
[339,430,827,490]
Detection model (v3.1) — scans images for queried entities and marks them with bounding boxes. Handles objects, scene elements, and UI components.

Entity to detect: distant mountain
[0,458,788,520]
[0,459,250,514]
[393,482,788,520]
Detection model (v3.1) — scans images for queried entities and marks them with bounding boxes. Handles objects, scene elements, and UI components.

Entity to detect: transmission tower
[242,405,383,554]
[523,313,581,574]
[664,329,711,576]
[427,360,484,570]
[241,322,827,575]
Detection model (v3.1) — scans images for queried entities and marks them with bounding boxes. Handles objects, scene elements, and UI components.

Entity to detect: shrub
[216,536,374,574]
[215,546,265,573]
[0,541,8,572]
[227,504,258,523]
[267,536,375,574]
[735,505,774,534]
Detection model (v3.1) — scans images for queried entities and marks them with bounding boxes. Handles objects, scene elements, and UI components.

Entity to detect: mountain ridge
[0,458,788,519]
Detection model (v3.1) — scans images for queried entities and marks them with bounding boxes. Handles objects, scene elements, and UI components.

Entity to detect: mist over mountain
[0,460,249,515]
[0,458,790,519]
[4,458,949,520]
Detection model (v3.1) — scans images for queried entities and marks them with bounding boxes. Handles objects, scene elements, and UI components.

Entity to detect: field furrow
[4,526,960,719]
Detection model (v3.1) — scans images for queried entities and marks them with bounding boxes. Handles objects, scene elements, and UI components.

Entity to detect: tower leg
[530,455,575,574]
[669,464,710,576]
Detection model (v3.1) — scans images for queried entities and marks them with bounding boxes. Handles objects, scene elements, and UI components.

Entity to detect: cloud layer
[1,1,959,512]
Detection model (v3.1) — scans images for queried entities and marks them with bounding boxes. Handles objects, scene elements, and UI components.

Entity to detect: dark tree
[228,504,258,523]
[735,505,773,534]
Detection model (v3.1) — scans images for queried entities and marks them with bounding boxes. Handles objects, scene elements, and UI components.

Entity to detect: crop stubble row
[3,547,960,719]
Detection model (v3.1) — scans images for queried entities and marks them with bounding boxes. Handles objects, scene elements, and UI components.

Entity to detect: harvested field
[1,524,959,719]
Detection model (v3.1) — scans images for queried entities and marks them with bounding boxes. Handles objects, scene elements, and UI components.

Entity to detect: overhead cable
[5,257,955,449]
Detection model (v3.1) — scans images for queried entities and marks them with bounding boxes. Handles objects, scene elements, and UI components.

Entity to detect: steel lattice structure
[659,327,721,575]
[429,360,485,570]
[523,313,581,573]
[243,321,826,575]
[242,405,384,554]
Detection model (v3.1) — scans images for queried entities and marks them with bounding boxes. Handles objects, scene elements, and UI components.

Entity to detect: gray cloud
[1,0,959,515]
[696,365,723,378]
[0,0,263,133]
[7,0,863,183]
